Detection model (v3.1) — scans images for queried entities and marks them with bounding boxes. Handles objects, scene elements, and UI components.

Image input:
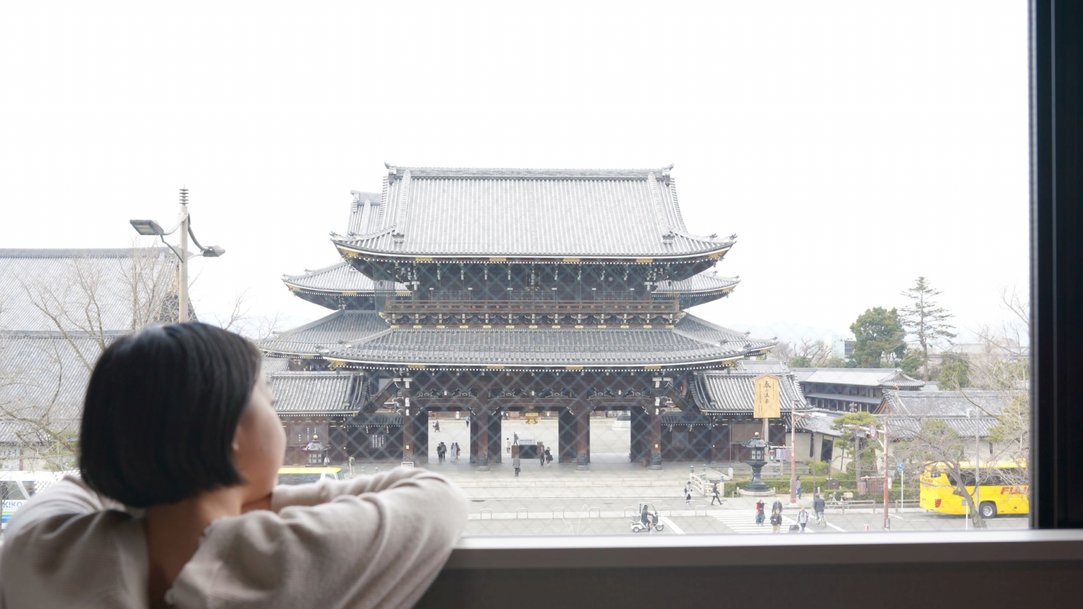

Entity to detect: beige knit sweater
[0,467,467,608]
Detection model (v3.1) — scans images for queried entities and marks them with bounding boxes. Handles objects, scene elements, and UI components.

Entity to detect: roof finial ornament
[661,164,673,185]
[351,190,364,205]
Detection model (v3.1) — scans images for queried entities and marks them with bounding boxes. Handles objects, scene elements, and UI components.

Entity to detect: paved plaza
[353,418,1028,537]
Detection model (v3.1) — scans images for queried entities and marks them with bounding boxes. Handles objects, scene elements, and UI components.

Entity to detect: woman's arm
[174,467,468,609]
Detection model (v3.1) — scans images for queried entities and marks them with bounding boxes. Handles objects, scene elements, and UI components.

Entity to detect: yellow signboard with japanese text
[753,374,781,419]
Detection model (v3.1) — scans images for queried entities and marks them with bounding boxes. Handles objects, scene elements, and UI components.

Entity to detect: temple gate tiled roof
[263,310,772,369]
[333,166,734,259]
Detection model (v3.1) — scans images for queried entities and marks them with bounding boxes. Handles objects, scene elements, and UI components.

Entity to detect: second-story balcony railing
[382,297,680,317]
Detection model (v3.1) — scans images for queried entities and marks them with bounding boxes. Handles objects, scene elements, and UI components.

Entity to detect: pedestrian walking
[465,415,470,428]
[813,493,826,525]
[772,499,783,515]
[513,432,519,445]
[796,476,802,500]
[437,442,446,463]
[684,483,692,505]
[513,454,521,478]
[544,447,553,466]
[506,437,511,454]
[449,443,459,463]
[770,510,783,533]
[755,499,765,525]
[797,506,810,532]
[710,481,722,506]
[433,420,440,432]
[539,446,546,467]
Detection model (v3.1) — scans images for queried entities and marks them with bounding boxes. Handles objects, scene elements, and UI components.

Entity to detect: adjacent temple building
[264,165,803,468]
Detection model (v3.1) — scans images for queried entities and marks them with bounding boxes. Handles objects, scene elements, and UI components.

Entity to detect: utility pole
[178,187,189,322]
[882,420,890,530]
[790,403,797,504]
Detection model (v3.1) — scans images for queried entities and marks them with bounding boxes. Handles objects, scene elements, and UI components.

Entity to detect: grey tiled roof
[692,364,809,414]
[879,390,1013,440]
[281,261,403,293]
[263,311,774,369]
[792,368,925,388]
[881,390,1009,417]
[0,332,104,443]
[654,273,739,294]
[334,166,733,258]
[261,311,392,356]
[347,191,383,235]
[0,248,178,332]
[283,260,732,300]
[268,372,366,413]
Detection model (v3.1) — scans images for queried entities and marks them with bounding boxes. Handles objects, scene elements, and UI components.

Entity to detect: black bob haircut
[80,323,263,507]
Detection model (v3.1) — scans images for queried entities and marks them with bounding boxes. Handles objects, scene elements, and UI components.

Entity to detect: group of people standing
[435,442,460,463]
[755,498,812,533]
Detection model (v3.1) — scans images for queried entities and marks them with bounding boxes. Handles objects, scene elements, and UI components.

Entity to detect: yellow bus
[919,462,1028,518]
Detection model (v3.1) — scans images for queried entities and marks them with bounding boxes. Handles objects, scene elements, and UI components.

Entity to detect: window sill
[447,530,1083,570]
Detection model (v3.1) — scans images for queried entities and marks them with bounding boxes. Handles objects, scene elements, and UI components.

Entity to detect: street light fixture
[129,187,225,322]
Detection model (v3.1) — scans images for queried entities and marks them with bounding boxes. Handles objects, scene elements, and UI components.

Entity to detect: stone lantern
[744,432,770,493]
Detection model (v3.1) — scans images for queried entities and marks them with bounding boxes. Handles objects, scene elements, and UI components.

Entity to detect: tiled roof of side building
[0,332,103,442]
[268,372,366,414]
[692,364,809,414]
[0,248,178,332]
[333,166,733,258]
[791,368,925,388]
[262,311,774,368]
[879,390,1013,440]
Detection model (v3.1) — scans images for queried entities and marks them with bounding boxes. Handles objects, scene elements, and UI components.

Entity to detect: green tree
[938,353,971,389]
[900,348,923,377]
[849,307,906,368]
[900,277,956,381]
[832,411,880,483]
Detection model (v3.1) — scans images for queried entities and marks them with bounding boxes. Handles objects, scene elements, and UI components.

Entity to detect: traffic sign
[896,462,904,474]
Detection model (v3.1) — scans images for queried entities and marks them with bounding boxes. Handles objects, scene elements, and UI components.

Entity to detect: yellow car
[276,466,344,485]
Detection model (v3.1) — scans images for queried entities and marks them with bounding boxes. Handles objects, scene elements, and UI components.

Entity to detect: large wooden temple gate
[371,370,680,469]
[264,166,788,469]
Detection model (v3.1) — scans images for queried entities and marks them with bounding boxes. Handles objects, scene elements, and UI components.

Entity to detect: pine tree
[900,277,956,381]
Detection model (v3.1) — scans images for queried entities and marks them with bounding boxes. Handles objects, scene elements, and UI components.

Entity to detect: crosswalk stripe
[711,512,815,534]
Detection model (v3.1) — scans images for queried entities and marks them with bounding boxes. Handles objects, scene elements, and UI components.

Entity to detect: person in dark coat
[544,447,553,465]
[710,482,722,506]
[772,499,784,515]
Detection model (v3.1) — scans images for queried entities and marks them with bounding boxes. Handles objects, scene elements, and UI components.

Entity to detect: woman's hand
[241,493,273,513]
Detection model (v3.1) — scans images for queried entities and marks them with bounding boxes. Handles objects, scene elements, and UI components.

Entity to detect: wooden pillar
[476,405,491,471]
[648,396,663,469]
[710,418,727,464]
[576,403,590,469]
[401,380,414,463]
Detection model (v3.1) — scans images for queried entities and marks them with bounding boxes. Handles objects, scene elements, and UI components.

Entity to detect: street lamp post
[789,401,811,505]
[130,187,224,322]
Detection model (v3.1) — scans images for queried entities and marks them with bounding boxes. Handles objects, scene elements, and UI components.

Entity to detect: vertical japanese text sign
[753,374,781,419]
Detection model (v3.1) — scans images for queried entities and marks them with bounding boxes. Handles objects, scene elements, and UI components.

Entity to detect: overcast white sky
[0,1,1029,346]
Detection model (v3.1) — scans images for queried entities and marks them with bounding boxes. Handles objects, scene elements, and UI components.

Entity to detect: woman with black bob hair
[0,323,468,609]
